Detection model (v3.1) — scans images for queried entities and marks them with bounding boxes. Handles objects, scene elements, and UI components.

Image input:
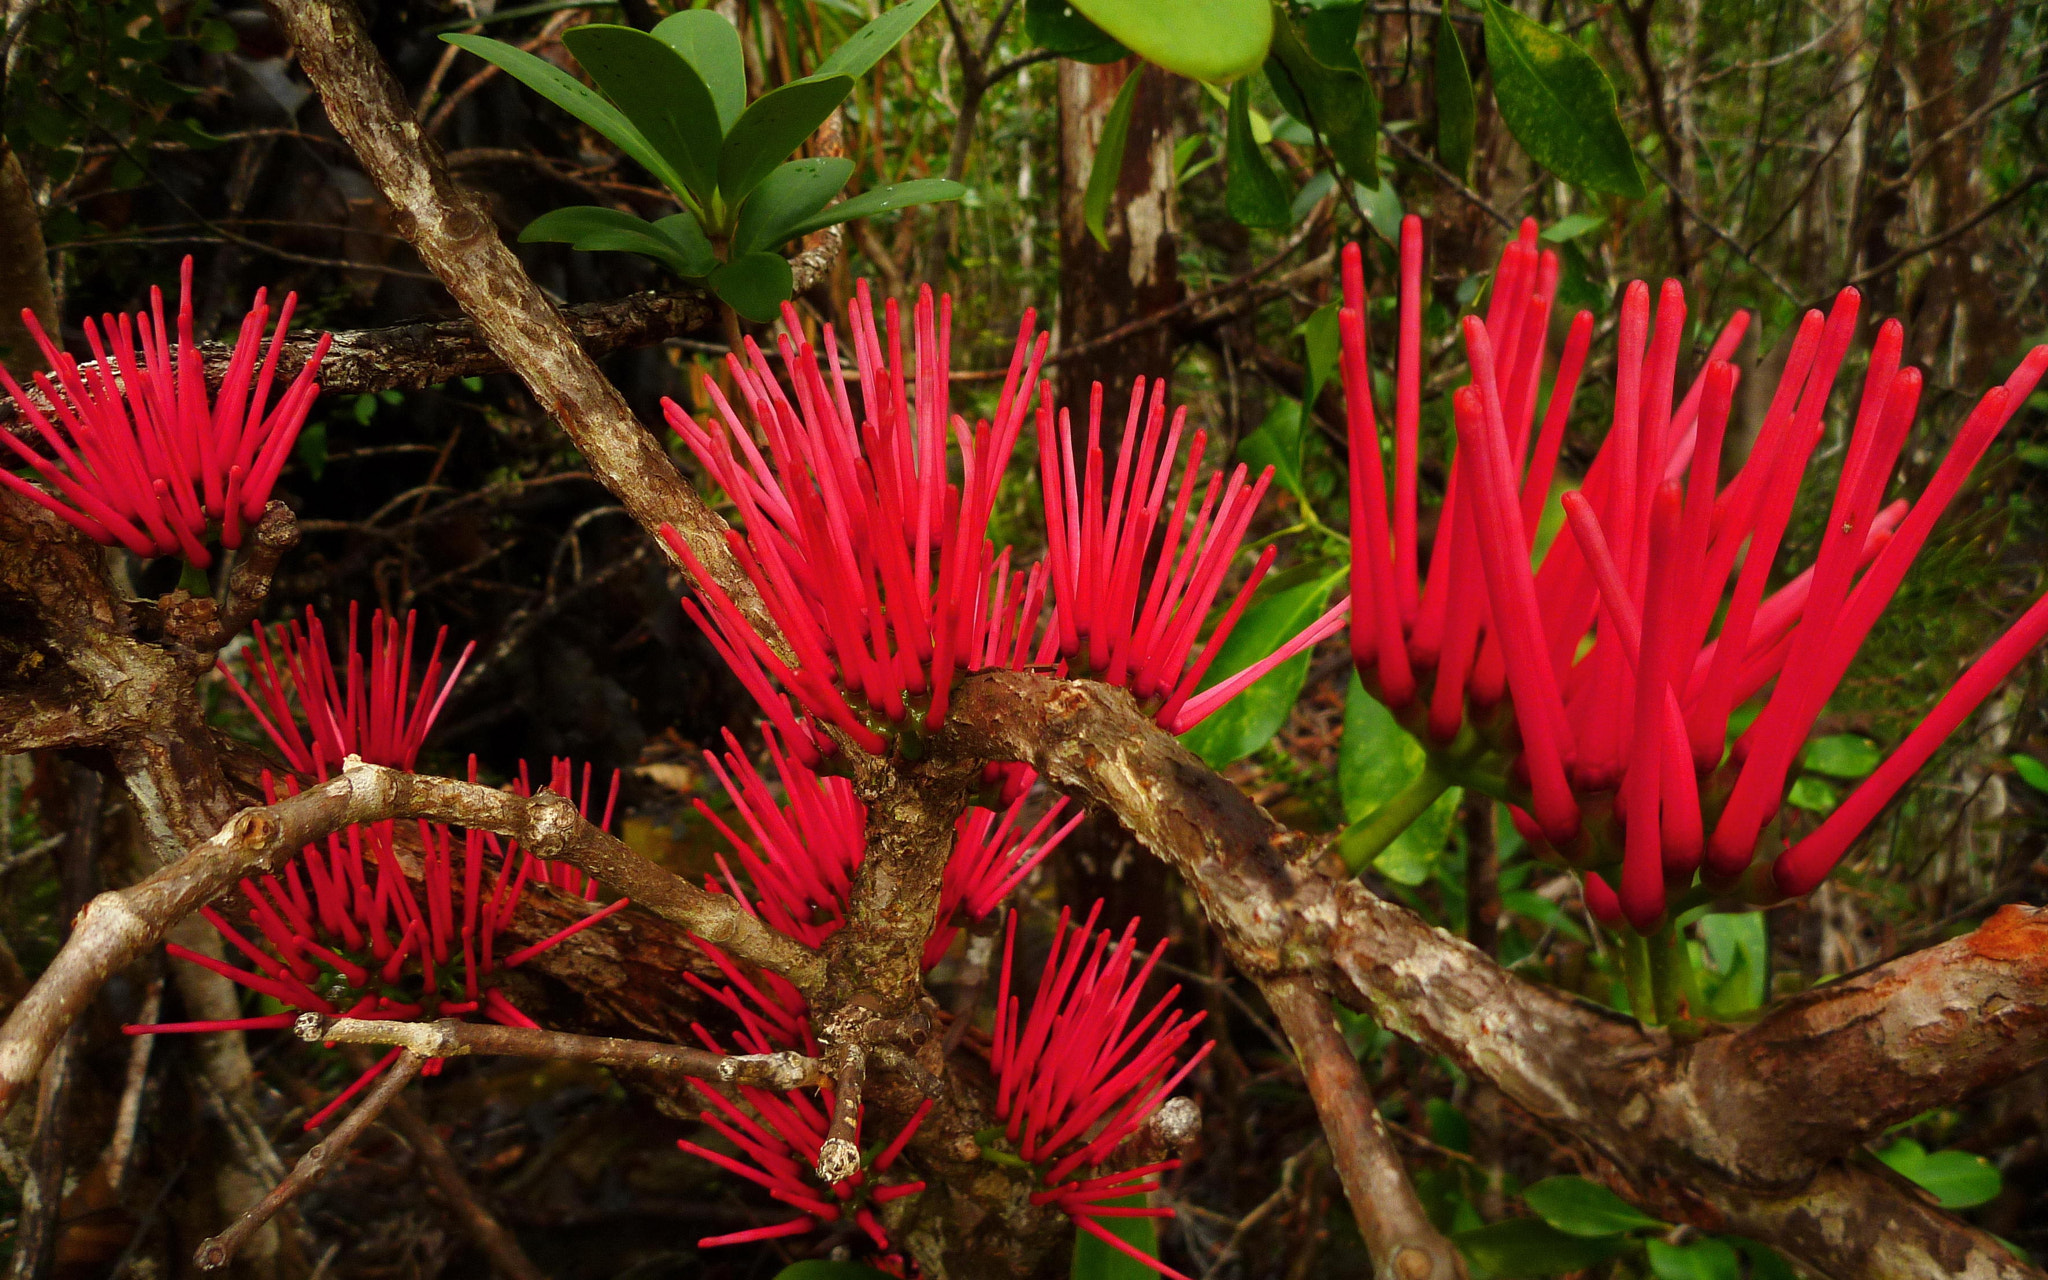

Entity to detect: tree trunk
[0,141,55,376]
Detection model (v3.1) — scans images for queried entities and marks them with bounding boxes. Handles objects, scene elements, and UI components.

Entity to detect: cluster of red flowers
[0,257,331,567]
[131,605,627,1123]
[1342,216,2048,930]
[662,287,1335,760]
[991,905,1212,1279]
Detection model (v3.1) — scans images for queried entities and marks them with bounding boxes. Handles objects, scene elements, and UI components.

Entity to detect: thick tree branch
[0,759,824,1119]
[946,670,2047,1280]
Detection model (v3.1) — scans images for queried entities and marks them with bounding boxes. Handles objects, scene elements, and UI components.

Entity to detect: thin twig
[194,1049,425,1271]
[299,1015,827,1088]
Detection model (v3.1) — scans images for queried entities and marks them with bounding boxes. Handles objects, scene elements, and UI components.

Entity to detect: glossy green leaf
[711,251,798,322]
[813,0,941,79]
[1225,80,1292,229]
[1645,1237,1740,1280]
[441,34,688,197]
[1434,8,1475,178]
[781,178,967,239]
[1803,733,1882,778]
[650,9,746,134]
[1540,212,1606,242]
[1453,1218,1635,1278]
[772,1264,900,1280]
[1070,0,1273,81]
[1071,1195,1160,1280]
[1785,776,1840,813]
[733,157,855,255]
[1238,398,1307,501]
[1179,573,1342,769]
[560,25,724,203]
[2011,753,2048,792]
[1299,301,1341,411]
[518,205,715,278]
[1726,1237,1798,1280]
[1265,8,1378,186]
[1521,1176,1666,1237]
[1339,675,1461,884]
[1696,912,1767,1017]
[719,75,856,207]
[1874,1139,2002,1209]
[1481,0,1646,199]
[1025,0,1128,62]
[1084,71,1143,250]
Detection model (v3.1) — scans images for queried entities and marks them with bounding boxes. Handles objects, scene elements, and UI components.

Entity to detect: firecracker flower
[218,603,474,779]
[660,285,1048,760]
[989,904,1212,1280]
[678,1002,932,1254]
[1035,377,1349,734]
[496,756,620,900]
[0,257,331,568]
[693,725,1080,967]
[1341,215,2048,933]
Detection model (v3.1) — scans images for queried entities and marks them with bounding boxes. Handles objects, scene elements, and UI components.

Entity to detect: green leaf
[1339,675,1461,884]
[1803,733,1882,779]
[1426,1097,1472,1154]
[1434,8,1475,179]
[813,0,941,79]
[1069,0,1273,81]
[1480,0,1646,199]
[1874,1139,2002,1209]
[1225,80,1292,229]
[711,251,798,322]
[650,9,747,134]
[1521,1176,1666,1238]
[781,178,967,239]
[1071,1194,1161,1280]
[1084,71,1143,250]
[733,157,855,255]
[560,25,725,203]
[771,1264,900,1280]
[441,34,689,198]
[1025,0,1129,62]
[1453,1218,1635,1278]
[519,205,716,278]
[1238,398,1307,501]
[719,74,856,207]
[1299,301,1341,412]
[1264,8,1379,187]
[2011,753,2048,793]
[1725,1237,1798,1280]
[1355,177,1404,245]
[1540,212,1606,242]
[1178,573,1342,769]
[1785,776,1840,813]
[1645,1237,1741,1280]
[295,419,327,483]
[1696,912,1767,1017]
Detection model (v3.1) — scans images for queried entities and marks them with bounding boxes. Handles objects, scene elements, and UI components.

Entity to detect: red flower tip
[218,602,472,779]
[0,257,330,568]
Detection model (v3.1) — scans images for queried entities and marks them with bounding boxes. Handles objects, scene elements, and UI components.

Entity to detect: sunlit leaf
[650,9,747,133]
[1070,0,1273,82]
[812,0,941,79]
[1339,675,1461,884]
[1522,1176,1665,1238]
[1874,1139,2002,1209]
[561,24,724,202]
[1803,733,1882,778]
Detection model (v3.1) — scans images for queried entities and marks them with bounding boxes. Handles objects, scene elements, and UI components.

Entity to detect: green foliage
[1238,398,1309,502]
[1083,72,1142,249]
[1454,1218,1634,1278]
[1024,0,1129,63]
[1520,1176,1666,1236]
[1434,9,1476,179]
[1874,1138,2003,1209]
[447,0,962,317]
[1065,0,1273,82]
[1694,912,1768,1017]
[1225,80,1293,228]
[1802,734,1882,778]
[1265,6,1380,188]
[1338,675,1462,884]
[771,1264,901,1280]
[1179,570,1343,768]
[1070,1195,1161,1280]
[1480,0,1646,198]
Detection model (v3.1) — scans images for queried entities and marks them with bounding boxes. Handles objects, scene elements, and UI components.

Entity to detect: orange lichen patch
[1964,905,2048,967]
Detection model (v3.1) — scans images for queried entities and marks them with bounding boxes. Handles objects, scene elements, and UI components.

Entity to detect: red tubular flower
[991,904,1212,1280]
[1343,215,2048,928]
[0,257,331,567]
[496,757,619,900]
[693,726,1077,965]
[660,285,1049,760]
[679,1004,932,1254]
[218,603,474,779]
[1035,377,1348,734]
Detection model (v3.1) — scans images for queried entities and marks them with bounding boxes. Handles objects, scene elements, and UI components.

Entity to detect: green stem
[1341,762,1452,875]
[1616,930,1658,1024]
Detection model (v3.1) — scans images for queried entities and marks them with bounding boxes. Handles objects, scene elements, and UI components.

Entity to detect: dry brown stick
[0,760,824,1120]
[1263,975,1465,1280]
[333,1043,549,1280]
[194,1049,426,1271]
[8,1027,75,1280]
[261,0,785,649]
[298,1015,827,1089]
[95,975,163,1198]
[816,1043,866,1182]
[205,502,300,650]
